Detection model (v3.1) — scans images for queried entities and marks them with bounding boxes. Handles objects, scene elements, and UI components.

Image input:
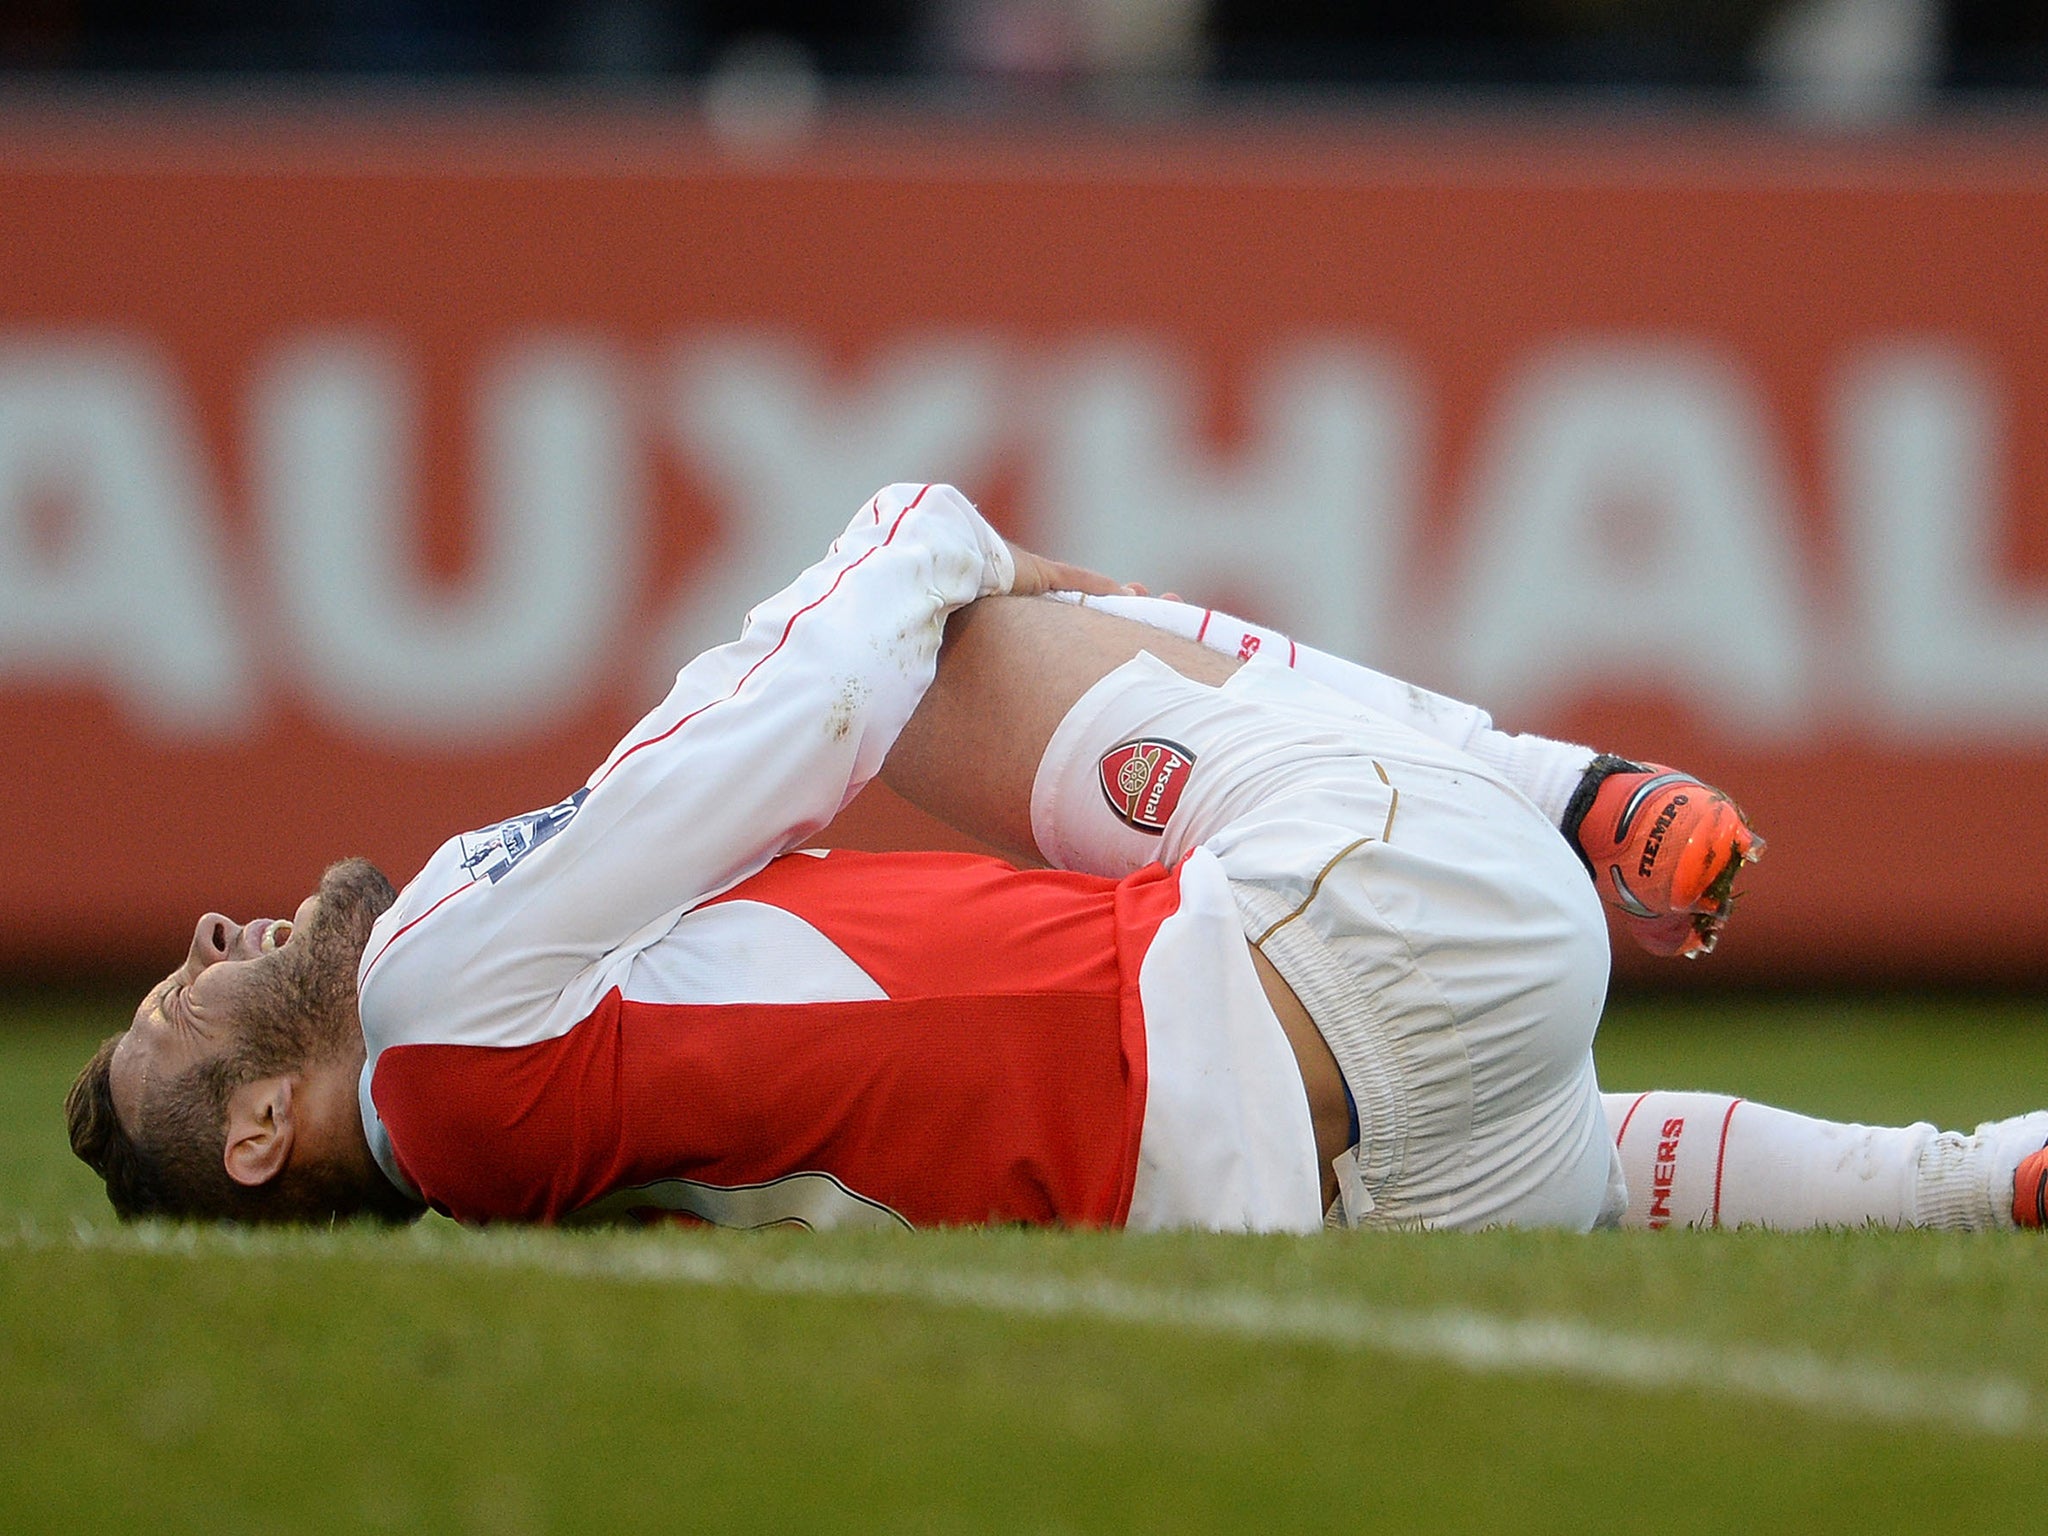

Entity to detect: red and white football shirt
[354,484,1322,1232]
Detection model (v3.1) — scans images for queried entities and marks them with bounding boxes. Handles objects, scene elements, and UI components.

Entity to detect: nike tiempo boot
[1562,756,1765,958]
[2011,1142,2048,1229]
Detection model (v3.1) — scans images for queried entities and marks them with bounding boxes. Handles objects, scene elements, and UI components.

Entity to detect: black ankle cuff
[1560,753,1643,876]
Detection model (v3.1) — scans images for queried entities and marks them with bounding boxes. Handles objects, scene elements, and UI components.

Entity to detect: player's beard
[216,857,396,1083]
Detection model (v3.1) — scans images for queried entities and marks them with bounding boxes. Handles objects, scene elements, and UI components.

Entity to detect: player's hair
[64,858,415,1225]
[65,1034,155,1219]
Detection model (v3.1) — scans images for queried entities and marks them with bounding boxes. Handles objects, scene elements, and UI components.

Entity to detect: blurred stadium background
[8,7,2048,1530]
[2,0,2045,990]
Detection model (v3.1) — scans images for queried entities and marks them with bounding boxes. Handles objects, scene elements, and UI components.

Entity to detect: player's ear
[222,1075,297,1188]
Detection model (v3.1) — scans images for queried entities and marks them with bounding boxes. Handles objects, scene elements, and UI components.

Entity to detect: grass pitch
[5,989,2047,1533]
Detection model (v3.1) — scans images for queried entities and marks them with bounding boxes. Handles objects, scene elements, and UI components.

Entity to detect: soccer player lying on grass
[66,484,2048,1234]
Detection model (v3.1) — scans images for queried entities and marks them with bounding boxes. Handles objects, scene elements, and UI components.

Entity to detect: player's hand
[1006,543,1140,599]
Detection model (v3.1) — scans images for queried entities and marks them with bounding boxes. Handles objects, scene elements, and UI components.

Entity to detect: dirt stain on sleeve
[826,676,870,742]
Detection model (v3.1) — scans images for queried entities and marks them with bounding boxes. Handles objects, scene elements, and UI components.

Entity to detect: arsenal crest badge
[1098,738,1196,834]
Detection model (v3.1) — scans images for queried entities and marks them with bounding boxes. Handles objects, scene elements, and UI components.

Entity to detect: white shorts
[1032,652,1623,1231]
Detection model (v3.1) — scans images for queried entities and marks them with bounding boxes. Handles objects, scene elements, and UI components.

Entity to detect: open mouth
[258,919,293,954]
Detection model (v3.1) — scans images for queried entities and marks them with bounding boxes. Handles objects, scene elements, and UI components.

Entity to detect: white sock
[1069,593,1596,825]
[1604,1090,2048,1231]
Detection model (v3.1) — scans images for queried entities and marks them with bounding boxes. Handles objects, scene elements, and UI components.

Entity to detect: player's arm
[369,486,1122,1001]
[512,487,1019,928]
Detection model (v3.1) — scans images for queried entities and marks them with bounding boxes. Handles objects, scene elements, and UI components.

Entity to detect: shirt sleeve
[355,482,1015,1054]
[577,479,1013,892]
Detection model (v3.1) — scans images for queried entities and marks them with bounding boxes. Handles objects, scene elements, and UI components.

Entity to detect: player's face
[108,891,324,1139]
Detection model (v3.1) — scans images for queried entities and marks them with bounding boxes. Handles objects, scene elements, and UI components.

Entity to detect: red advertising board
[3,107,2046,983]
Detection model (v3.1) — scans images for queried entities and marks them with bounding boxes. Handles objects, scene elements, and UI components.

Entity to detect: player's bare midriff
[1247,943,1349,1210]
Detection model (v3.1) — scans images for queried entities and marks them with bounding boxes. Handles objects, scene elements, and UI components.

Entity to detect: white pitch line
[9,1221,2036,1439]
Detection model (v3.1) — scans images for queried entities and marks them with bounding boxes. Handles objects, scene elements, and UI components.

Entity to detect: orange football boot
[2013,1145,2048,1229]
[1563,756,1765,958]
